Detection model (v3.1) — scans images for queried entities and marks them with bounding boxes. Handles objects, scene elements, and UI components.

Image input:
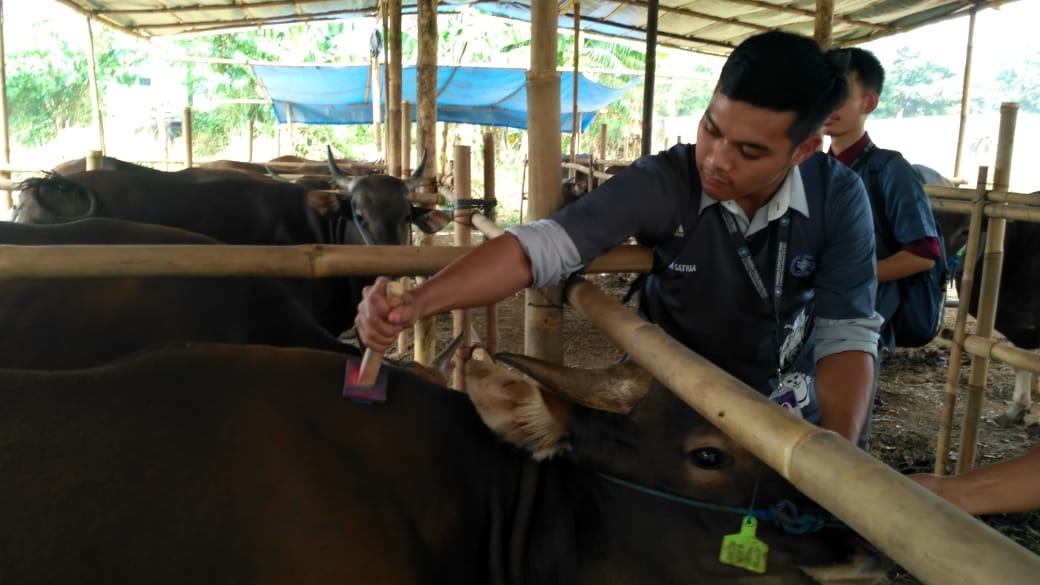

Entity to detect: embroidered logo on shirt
[673,224,685,238]
[667,262,697,273]
[790,254,816,278]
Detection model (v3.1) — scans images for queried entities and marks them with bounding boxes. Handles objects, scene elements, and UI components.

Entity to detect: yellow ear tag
[719,515,768,574]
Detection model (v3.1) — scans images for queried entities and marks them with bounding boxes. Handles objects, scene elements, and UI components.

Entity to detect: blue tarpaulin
[251,64,636,131]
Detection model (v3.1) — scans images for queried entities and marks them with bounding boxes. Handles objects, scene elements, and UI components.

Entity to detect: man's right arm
[355,234,534,351]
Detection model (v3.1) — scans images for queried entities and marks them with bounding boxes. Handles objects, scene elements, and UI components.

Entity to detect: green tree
[873,46,960,118]
[996,51,1040,113]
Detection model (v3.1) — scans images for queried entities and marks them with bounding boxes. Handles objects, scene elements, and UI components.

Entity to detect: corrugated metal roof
[55,0,1019,56]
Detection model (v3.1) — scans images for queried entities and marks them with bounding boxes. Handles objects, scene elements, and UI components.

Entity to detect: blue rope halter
[595,472,847,535]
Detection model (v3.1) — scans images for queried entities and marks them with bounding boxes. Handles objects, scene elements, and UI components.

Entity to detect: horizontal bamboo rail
[0,243,652,278]
[560,161,615,181]
[565,277,1040,585]
[929,199,1040,222]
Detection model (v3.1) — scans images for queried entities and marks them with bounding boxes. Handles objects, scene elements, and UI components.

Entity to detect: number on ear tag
[719,515,769,574]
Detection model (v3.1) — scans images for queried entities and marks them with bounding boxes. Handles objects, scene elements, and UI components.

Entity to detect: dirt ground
[398,267,1039,583]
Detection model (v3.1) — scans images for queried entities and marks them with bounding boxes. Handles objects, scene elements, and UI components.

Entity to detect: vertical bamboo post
[395,100,411,355]
[85,17,106,154]
[0,0,12,210]
[483,132,499,354]
[286,103,295,154]
[452,144,473,388]
[413,0,439,366]
[85,149,103,171]
[386,0,403,177]
[639,0,658,157]
[370,28,383,153]
[934,166,989,474]
[569,1,581,176]
[246,119,254,162]
[956,102,1017,473]
[275,120,282,157]
[814,0,834,49]
[954,8,977,179]
[182,107,193,169]
[598,123,606,160]
[159,111,170,170]
[526,0,564,363]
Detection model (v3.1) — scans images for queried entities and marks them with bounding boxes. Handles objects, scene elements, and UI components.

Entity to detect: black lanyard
[718,204,792,378]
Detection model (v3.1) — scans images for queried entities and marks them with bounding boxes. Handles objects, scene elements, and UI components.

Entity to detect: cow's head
[464,353,887,584]
[318,146,451,245]
[14,175,98,224]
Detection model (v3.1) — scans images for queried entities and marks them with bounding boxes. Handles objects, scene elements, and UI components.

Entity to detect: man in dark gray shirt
[356,31,882,446]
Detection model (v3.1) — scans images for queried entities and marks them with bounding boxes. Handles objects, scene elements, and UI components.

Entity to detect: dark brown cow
[0,343,883,585]
[0,219,356,369]
[13,161,450,336]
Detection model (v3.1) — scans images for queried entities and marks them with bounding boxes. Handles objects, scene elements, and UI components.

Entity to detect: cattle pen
[3,0,1040,583]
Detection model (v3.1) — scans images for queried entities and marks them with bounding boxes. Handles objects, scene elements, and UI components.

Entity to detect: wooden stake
[482,132,499,354]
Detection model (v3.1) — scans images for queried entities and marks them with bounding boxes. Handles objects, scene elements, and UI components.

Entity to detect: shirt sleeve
[813,160,882,361]
[552,145,691,264]
[877,154,939,249]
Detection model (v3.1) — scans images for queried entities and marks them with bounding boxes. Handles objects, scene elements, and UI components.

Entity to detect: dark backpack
[865,149,950,348]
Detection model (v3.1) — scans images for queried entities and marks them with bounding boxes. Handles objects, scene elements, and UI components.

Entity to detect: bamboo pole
[286,103,295,154]
[953,8,977,178]
[482,132,499,354]
[0,244,651,278]
[813,0,834,49]
[370,28,383,153]
[246,119,254,162]
[85,150,103,171]
[182,107,193,169]
[452,144,472,388]
[962,333,1040,375]
[85,17,106,154]
[386,0,402,177]
[956,103,1017,474]
[934,167,989,475]
[639,0,658,156]
[564,276,1040,585]
[401,101,412,176]
[526,0,564,363]
[0,1,11,211]
[414,0,438,366]
[569,1,581,173]
[471,212,505,239]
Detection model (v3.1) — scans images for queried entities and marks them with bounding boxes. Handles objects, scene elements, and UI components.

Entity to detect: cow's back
[0,344,503,585]
[0,219,355,369]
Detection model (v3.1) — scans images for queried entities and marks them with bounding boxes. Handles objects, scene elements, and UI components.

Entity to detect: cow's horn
[405,149,428,192]
[264,163,293,183]
[327,145,361,192]
[494,353,652,414]
[430,332,466,376]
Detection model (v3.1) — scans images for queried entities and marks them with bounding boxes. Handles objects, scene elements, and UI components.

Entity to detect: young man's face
[695,91,820,204]
[823,71,877,138]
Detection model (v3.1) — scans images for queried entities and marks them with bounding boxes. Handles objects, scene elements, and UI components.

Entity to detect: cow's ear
[305,190,342,214]
[463,358,571,460]
[411,207,452,233]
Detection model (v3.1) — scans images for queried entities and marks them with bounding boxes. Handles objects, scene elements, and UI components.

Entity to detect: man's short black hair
[840,47,885,96]
[717,31,849,145]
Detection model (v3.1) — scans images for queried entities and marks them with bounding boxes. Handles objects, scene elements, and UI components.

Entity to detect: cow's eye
[688,447,733,470]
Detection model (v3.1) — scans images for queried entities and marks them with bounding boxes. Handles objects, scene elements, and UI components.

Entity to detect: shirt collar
[829,131,872,167]
[698,165,810,235]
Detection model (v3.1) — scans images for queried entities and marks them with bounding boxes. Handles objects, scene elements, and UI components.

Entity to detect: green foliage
[872,47,960,118]
[996,50,1040,113]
